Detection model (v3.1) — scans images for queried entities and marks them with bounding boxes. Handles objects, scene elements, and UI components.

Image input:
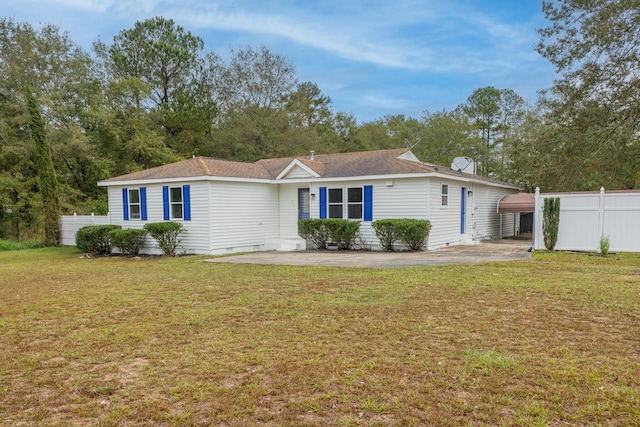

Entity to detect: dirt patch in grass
[0,247,639,425]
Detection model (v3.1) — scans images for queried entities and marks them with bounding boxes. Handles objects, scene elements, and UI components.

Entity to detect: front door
[298,188,310,220]
[460,187,467,234]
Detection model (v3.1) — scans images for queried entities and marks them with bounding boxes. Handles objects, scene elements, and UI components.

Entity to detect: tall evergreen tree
[24,87,60,245]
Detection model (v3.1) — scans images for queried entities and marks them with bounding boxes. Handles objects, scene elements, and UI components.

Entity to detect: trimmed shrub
[372,219,431,251]
[143,221,184,255]
[109,228,147,255]
[323,219,360,250]
[542,197,560,250]
[396,219,432,251]
[76,224,121,255]
[298,219,361,250]
[298,219,330,249]
[372,219,398,251]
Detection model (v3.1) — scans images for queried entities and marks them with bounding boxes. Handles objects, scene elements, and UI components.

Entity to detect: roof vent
[310,150,315,161]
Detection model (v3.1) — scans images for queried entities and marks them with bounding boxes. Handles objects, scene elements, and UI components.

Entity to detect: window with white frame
[170,187,183,219]
[441,184,449,207]
[128,188,141,219]
[328,188,343,218]
[347,187,363,219]
[328,187,364,219]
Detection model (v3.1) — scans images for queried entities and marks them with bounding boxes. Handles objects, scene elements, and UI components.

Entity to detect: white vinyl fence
[59,214,110,246]
[533,188,640,252]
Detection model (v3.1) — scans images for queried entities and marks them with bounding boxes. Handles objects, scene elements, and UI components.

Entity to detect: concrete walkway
[205,239,532,268]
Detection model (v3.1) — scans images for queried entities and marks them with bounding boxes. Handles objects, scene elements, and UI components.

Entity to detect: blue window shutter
[319,187,327,219]
[140,187,147,221]
[162,186,170,220]
[122,188,129,221]
[183,185,191,221]
[364,185,373,221]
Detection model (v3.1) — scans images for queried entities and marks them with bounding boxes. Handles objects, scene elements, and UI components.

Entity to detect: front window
[170,187,183,219]
[347,187,363,219]
[328,188,343,218]
[129,189,140,219]
[441,184,449,206]
[328,187,363,219]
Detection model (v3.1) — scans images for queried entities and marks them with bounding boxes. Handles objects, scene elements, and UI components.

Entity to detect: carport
[497,193,535,238]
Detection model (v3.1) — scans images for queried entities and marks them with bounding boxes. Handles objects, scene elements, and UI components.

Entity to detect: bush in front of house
[372,218,431,251]
[109,228,148,255]
[298,219,360,250]
[371,219,397,251]
[323,219,361,250]
[298,219,331,249]
[396,219,431,251]
[143,221,185,255]
[76,224,121,255]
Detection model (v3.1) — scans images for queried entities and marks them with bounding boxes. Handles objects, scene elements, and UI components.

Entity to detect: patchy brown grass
[1,247,639,426]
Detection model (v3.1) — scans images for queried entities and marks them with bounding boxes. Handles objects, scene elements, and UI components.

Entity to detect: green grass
[1,248,639,426]
[0,239,46,251]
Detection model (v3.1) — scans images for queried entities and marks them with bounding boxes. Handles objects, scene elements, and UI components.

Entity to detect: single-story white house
[97,148,520,255]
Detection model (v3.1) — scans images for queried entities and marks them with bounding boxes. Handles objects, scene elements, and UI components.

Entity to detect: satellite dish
[404,137,421,149]
[451,157,475,174]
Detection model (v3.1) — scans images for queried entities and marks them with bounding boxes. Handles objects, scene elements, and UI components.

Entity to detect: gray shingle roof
[100,156,273,182]
[100,148,518,189]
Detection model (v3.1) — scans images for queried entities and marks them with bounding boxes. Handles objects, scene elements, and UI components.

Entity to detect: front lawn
[1,248,638,426]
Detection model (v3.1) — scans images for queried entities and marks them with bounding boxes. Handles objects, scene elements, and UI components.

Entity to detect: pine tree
[24,87,61,245]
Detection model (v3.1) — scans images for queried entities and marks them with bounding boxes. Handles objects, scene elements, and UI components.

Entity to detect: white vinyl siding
[279,183,308,240]
[362,178,429,248]
[208,181,279,253]
[473,185,518,241]
[108,182,211,255]
[179,182,211,253]
[427,180,518,249]
[284,165,315,179]
[428,180,462,248]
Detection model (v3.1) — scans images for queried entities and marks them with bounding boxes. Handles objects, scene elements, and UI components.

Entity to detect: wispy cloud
[8,0,553,121]
[30,0,540,75]
[74,0,537,74]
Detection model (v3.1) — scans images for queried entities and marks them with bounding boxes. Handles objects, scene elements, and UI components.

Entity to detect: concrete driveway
[205,239,532,268]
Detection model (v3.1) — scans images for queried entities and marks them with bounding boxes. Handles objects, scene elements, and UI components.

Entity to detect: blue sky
[3,0,555,123]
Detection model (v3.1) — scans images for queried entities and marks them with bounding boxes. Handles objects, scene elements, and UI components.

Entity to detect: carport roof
[498,193,534,214]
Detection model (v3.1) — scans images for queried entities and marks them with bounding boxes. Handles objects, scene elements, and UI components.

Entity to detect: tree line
[1,0,638,241]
